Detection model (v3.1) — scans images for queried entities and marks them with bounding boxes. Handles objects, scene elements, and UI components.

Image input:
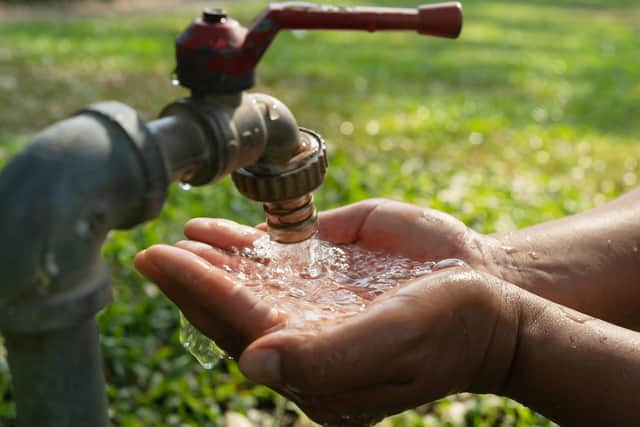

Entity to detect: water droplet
[170,72,180,86]
[633,247,639,253]
[179,182,192,191]
[268,104,280,121]
[179,312,225,369]
[75,219,90,238]
[500,245,516,254]
[433,258,466,271]
[45,252,59,277]
[528,251,539,260]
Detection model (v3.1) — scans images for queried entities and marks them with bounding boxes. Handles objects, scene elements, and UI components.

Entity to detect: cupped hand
[315,198,497,271]
[135,199,519,425]
[238,267,519,425]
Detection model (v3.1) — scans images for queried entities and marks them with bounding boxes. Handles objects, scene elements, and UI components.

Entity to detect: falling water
[180,234,465,368]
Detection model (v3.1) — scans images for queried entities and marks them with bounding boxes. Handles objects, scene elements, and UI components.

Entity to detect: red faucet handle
[254,2,463,38]
[174,2,463,94]
[417,3,464,38]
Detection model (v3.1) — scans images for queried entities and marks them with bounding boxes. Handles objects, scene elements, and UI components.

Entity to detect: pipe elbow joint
[0,101,169,333]
[232,93,327,204]
[250,93,301,169]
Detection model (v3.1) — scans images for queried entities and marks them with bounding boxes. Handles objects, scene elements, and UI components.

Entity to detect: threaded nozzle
[263,193,318,243]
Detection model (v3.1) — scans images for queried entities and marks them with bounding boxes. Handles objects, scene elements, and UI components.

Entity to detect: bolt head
[202,8,227,24]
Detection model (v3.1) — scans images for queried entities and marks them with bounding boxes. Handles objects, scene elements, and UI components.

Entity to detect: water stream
[180,234,464,369]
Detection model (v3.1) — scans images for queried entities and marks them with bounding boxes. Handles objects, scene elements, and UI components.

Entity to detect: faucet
[0,3,462,426]
[162,2,462,243]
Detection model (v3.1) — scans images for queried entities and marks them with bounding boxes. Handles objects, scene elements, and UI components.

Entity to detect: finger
[316,199,388,244]
[319,198,466,261]
[137,245,286,340]
[135,249,247,356]
[255,223,268,231]
[184,218,266,251]
[174,240,243,269]
[136,248,211,313]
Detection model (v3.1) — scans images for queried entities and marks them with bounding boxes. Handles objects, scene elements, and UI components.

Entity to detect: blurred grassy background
[1,0,639,425]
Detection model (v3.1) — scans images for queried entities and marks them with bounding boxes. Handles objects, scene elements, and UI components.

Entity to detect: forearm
[504,290,640,427]
[487,189,640,327]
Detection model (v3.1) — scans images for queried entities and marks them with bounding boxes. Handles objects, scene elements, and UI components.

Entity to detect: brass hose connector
[232,128,327,243]
[263,194,318,243]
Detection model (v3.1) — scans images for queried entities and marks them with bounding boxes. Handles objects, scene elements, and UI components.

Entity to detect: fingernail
[240,349,281,385]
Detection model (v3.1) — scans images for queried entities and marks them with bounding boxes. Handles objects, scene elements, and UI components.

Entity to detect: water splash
[180,235,466,368]
[179,312,226,369]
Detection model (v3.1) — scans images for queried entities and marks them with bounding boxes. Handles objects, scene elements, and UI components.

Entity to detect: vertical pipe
[0,101,172,426]
[4,317,108,427]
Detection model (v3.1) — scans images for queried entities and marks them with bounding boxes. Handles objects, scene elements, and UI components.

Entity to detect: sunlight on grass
[1,0,638,425]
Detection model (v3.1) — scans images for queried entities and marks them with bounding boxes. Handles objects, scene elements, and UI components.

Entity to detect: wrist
[473,231,523,285]
[481,231,558,299]
[466,274,523,396]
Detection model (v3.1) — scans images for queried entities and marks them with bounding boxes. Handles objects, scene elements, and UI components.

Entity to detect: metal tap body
[157,92,327,243]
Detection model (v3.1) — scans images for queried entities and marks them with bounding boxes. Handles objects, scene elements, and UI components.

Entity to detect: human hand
[235,266,519,425]
[314,198,492,267]
[135,199,520,425]
[133,198,489,357]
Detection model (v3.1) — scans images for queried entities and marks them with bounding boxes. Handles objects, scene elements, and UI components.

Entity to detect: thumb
[238,304,403,392]
[238,345,283,386]
[238,330,307,386]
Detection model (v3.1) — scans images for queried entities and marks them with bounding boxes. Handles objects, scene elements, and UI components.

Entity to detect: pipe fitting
[0,101,169,332]
[158,92,269,186]
[232,128,326,202]
[0,101,173,427]
[263,194,319,243]
[157,92,327,243]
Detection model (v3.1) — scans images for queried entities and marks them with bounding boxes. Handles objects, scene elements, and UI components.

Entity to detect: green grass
[1,0,639,425]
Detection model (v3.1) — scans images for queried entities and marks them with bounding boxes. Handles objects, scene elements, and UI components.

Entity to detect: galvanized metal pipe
[0,102,171,427]
[4,318,108,427]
